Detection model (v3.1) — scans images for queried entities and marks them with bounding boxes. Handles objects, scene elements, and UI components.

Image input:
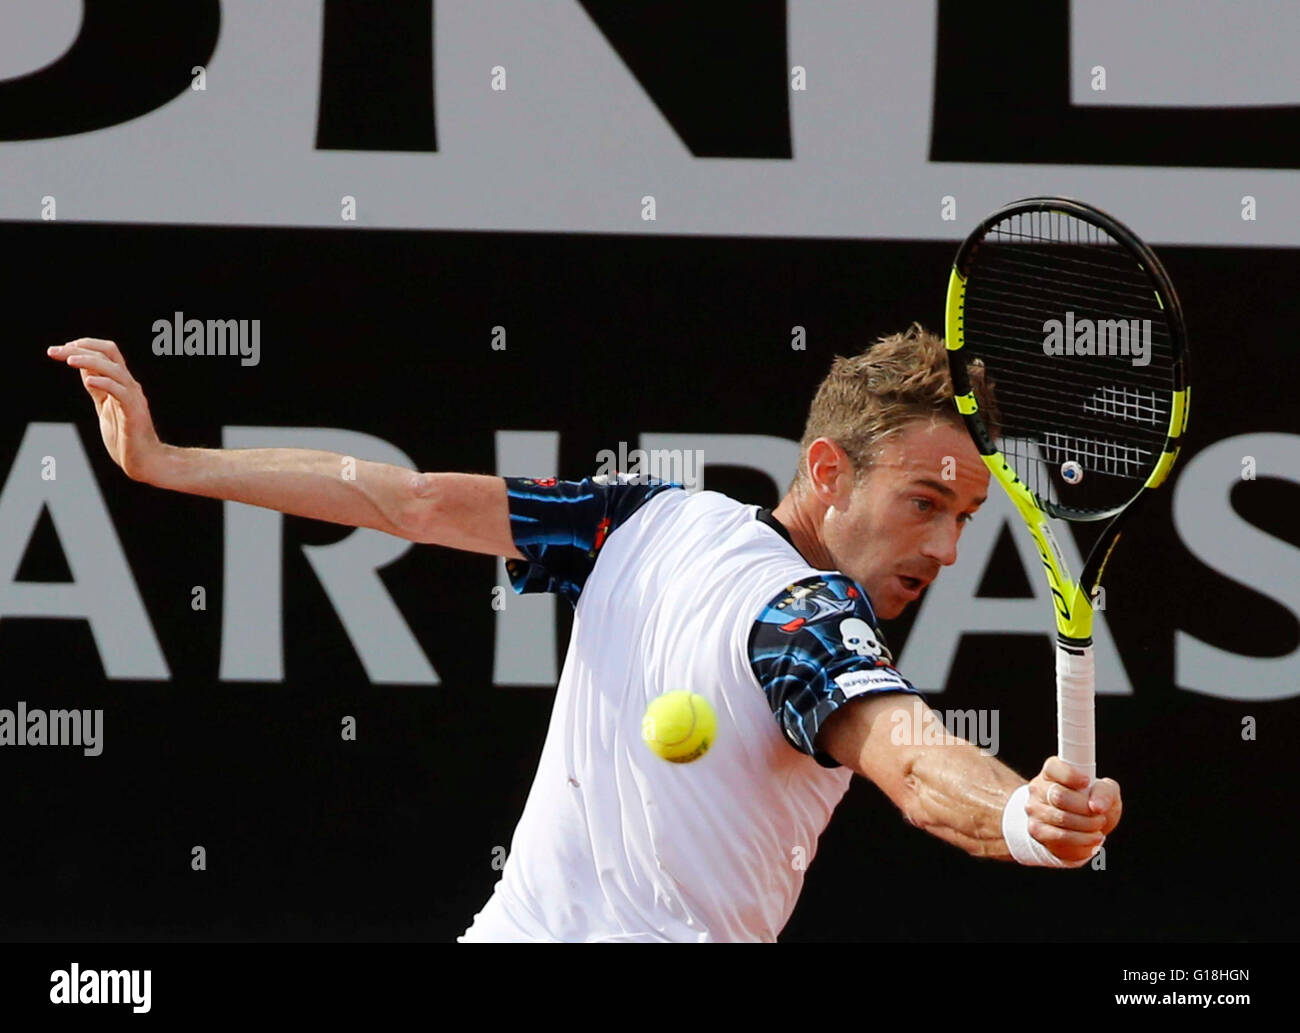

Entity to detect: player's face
[823,419,989,619]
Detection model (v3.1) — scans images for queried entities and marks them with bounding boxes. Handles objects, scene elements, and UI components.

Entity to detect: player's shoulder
[744,569,915,767]
[748,571,890,661]
[645,497,859,614]
[606,482,778,545]
[503,473,687,605]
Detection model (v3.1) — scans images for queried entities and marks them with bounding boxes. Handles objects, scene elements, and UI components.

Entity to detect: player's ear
[806,437,856,506]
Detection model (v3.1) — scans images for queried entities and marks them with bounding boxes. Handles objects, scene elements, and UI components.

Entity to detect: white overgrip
[1056,640,1096,785]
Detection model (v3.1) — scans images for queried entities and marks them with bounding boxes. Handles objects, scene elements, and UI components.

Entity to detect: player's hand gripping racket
[945,197,1190,788]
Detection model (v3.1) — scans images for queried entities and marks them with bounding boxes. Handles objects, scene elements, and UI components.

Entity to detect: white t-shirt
[458,475,922,942]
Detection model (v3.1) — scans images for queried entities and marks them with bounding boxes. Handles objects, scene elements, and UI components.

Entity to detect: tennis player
[48,325,1122,943]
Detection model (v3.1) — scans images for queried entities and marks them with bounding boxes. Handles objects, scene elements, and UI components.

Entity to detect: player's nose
[922,524,960,566]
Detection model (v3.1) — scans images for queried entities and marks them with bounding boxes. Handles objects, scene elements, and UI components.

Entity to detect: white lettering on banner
[3,424,1297,700]
[1172,433,1300,701]
[219,427,438,684]
[0,423,168,679]
[1070,0,1300,107]
[0,2,1297,244]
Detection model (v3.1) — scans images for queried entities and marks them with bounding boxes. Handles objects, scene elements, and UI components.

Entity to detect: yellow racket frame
[945,266,1191,641]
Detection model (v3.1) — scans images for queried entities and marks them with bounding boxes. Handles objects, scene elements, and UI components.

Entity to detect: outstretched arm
[819,692,1120,865]
[48,338,524,558]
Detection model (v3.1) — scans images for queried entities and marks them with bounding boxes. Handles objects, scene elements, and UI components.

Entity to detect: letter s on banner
[1173,433,1300,700]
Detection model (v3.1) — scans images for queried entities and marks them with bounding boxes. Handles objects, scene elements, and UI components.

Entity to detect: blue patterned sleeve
[747,573,926,768]
[502,474,682,606]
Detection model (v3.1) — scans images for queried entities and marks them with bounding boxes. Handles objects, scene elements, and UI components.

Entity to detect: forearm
[144,443,421,539]
[824,696,1028,860]
[824,695,1114,865]
[896,739,1026,860]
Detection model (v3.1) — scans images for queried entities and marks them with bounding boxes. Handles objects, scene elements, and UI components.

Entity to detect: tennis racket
[944,197,1190,786]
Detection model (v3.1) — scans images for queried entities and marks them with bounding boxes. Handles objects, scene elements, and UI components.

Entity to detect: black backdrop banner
[3,221,1297,942]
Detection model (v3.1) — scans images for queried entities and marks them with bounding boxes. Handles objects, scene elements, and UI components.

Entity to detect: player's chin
[875,577,924,619]
[873,592,907,620]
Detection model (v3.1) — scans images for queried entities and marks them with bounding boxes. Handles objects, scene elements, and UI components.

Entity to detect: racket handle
[1055,638,1096,785]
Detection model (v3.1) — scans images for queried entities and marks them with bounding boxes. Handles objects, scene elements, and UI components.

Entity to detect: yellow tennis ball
[641,690,716,763]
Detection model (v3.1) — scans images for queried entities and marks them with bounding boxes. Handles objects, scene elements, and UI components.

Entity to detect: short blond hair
[793,323,998,488]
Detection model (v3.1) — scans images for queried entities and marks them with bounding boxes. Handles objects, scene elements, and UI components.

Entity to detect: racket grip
[1055,638,1096,785]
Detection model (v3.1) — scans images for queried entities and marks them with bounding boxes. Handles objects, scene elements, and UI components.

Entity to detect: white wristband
[1001,783,1097,868]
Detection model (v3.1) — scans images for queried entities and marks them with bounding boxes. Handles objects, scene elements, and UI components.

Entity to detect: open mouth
[897,575,924,594]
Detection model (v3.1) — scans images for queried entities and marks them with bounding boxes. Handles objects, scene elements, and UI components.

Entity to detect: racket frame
[945,196,1190,642]
[944,196,1190,783]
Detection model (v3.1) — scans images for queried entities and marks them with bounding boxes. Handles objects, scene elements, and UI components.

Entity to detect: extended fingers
[83,375,130,402]
[50,338,126,364]
[64,349,126,381]
[51,344,137,397]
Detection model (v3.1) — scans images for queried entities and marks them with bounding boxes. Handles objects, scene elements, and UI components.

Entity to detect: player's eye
[911,497,934,513]
[958,512,976,525]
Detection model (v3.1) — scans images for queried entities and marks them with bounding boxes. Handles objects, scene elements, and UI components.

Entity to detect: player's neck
[771,493,835,571]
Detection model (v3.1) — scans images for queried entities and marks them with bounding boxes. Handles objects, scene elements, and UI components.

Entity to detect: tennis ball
[641,690,716,763]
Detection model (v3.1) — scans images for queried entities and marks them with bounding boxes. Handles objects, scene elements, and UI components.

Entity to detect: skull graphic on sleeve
[839,617,884,659]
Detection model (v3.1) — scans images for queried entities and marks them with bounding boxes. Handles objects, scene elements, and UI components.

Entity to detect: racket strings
[1084,385,1164,424]
[961,210,1177,514]
[970,271,1170,319]
[962,350,1173,398]
[1039,433,1154,477]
